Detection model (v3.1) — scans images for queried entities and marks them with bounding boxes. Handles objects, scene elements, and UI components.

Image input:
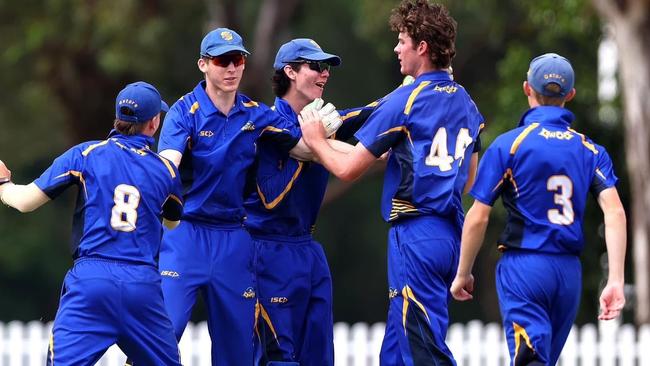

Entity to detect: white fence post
[560,325,578,366]
[618,323,636,366]
[639,324,650,366]
[334,322,350,366]
[580,323,598,366]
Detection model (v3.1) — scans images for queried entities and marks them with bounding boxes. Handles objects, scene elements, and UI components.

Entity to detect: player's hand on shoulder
[450,273,474,301]
[0,160,11,183]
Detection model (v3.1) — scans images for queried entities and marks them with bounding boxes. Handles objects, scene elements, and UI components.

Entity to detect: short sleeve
[158,102,192,153]
[258,111,301,152]
[33,145,85,199]
[470,140,510,206]
[354,96,407,158]
[334,102,378,141]
[590,146,618,195]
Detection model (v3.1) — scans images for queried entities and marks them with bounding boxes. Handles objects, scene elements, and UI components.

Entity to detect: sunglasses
[203,53,247,67]
[291,60,331,73]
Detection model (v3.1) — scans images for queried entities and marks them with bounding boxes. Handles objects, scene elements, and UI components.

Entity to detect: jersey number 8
[111,184,141,232]
[425,127,473,171]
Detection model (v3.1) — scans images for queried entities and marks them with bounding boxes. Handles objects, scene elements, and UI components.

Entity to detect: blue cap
[527,53,575,97]
[115,81,169,123]
[273,38,341,70]
[200,28,250,57]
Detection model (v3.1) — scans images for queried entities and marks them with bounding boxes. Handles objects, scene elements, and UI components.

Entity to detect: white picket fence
[1,320,648,365]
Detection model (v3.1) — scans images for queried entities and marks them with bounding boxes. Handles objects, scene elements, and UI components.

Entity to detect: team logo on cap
[544,73,566,84]
[221,31,233,41]
[119,99,139,108]
[309,39,321,49]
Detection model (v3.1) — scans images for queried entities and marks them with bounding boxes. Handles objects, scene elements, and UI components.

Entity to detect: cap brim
[299,51,341,66]
[205,45,251,57]
[161,100,169,113]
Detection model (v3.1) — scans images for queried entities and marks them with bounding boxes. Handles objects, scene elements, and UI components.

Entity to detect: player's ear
[564,88,576,102]
[523,81,532,96]
[149,114,161,135]
[198,57,209,73]
[417,40,428,56]
[284,65,297,81]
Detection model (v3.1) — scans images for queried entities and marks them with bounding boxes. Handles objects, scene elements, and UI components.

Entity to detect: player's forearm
[598,188,627,284]
[0,182,50,213]
[463,153,478,194]
[604,206,626,284]
[310,139,357,181]
[456,202,490,276]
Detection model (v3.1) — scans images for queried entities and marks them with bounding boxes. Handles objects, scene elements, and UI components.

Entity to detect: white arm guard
[1,183,50,213]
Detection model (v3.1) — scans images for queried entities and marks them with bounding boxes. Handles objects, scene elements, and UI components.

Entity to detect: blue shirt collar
[415,70,453,82]
[193,80,245,117]
[107,130,155,148]
[273,97,298,123]
[518,106,575,127]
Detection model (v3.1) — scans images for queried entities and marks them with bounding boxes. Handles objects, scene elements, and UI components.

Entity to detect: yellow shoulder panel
[509,123,539,155]
[404,81,431,115]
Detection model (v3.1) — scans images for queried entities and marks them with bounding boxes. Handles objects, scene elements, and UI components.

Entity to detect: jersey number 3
[425,128,473,171]
[111,184,141,232]
[547,175,574,225]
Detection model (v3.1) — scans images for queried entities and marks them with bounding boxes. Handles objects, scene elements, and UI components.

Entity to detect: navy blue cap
[115,81,169,123]
[273,38,341,70]
[527,53,575,97]
[200,28,250,57]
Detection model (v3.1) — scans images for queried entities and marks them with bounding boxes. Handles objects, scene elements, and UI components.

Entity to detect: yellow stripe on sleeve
[55,170,88,198]
[377,126,413,147]
[155,154,177,179]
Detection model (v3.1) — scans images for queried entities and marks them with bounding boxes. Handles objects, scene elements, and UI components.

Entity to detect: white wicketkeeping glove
[303,98,324,112]
[318,102,342,137]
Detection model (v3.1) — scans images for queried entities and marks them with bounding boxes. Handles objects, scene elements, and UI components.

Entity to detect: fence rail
[1,320,648,365]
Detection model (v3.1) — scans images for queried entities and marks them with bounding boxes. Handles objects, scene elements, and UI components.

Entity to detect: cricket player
[450,53,627,365]
[0,81,183,365]
[245,38,374,366]
[155,28,317,365]
[298,1,484,364]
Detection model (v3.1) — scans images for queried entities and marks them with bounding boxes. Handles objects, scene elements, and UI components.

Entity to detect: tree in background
[593,0,650,324]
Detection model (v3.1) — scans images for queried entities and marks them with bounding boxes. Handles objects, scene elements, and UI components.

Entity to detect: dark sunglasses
[203,53,247,67]
[291,60,331,73]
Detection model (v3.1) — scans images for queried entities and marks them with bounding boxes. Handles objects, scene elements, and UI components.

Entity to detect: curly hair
[389,0,457,69]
